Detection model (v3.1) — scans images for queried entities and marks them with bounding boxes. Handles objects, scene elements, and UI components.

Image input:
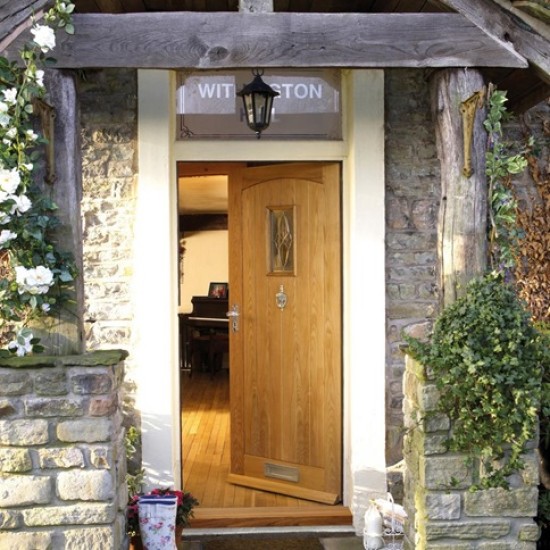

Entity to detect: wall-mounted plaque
[176,69,341,140]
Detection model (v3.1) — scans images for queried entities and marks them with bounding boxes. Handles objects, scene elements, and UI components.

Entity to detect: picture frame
[208,282,228,299]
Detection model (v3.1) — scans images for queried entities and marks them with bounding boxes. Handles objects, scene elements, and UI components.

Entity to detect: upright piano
[179,296,229,373]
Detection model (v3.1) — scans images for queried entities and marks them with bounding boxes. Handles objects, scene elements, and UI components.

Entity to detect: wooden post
[239,0,273,12]
[32,69,84,355]
[430,68,488,306]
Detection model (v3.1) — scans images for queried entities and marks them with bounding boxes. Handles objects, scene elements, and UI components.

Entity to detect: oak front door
[228,162,342,504]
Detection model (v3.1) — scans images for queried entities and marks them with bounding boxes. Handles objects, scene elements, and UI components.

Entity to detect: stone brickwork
[78,69,138,353]
[0,351,128,549]
[385,70,441,470]
[403,355,539,549]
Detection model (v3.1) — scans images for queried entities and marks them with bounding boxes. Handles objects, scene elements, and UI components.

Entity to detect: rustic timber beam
[239,0,273,12]
[93,0,126,13]
[0,0,50,50]
[431,68,488,305]
[6,12,528,69]
[438,0,550,85]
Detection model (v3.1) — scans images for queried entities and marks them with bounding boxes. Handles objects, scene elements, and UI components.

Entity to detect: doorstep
[180,536,363,550]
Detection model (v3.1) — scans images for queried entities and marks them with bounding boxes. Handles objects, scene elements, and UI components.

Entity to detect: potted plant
[127,488,199,550]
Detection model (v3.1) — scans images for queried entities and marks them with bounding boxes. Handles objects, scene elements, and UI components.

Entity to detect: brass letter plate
[264,462,300,483]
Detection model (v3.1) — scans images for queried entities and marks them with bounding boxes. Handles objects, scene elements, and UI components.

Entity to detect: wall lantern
[237,69,280,138]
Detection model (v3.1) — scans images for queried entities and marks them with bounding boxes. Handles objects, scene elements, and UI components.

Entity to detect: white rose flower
[3,88,17,105]
[31,25,56,53]
[26,130,38,141]
[27,266,54,294]
[35,70,45,88]
[42,303,51,313]
[7,340,29,357]
[0,213,12,225]
[15,265,54,295]
[17,341,32,357]
[23,163,33,172]
[0,102,10,127]
[0,113,10,128]
[15,265,27,287]
[5,127,17,140]
[12,194,32,215]
[0,229,16,246]
[8,332,33,356]
[0,167,20,194]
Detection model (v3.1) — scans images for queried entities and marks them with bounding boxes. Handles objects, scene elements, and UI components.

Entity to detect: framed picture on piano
[208,282,228,299]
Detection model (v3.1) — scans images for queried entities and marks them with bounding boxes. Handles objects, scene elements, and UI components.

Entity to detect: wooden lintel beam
[439,0,550,85]
[0,0,51,47]
[7,12,528,69]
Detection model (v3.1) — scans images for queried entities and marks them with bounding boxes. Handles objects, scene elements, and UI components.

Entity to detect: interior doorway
[177,161,351,527]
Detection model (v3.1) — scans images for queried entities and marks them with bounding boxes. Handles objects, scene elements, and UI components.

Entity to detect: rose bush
[0,0,76,354]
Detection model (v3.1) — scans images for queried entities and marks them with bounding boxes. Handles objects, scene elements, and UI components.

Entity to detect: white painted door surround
[135,69,386,530]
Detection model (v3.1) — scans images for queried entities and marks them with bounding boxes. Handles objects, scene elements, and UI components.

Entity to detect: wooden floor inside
[181,369,352,527]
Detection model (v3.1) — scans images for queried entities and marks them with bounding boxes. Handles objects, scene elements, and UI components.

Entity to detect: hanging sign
[176,69,341,140]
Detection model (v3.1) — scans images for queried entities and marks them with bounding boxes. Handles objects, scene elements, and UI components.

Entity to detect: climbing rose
[8,334,33,356]
[15,265,54,295]
[3,88,17,105]
[35,70,45,88]
[0,167,20,195]
[0,102,10,127]
[31,25,56,52]
[0,229,16,247]
[11,194,32,215]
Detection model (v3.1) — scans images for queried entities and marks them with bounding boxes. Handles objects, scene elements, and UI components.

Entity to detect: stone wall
[0,351,128,549]
[77,70,140,464]
[78,69,138,354]
[403,355,540,549]
[385,69,441,470]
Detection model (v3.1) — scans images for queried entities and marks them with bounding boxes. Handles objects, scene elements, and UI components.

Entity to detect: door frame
[135,69,386,529]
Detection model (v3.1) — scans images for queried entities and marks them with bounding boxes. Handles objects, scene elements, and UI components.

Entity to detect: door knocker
[276,285,287,310]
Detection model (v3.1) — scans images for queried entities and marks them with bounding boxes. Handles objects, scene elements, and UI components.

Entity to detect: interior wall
[179,230,229,313]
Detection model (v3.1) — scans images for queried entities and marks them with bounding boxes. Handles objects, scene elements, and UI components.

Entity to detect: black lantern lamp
[237,69,280,138]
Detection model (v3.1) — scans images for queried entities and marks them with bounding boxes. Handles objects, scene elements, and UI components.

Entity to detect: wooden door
[228,162,342,504]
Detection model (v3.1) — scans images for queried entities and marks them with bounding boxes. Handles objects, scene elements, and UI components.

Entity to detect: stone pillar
[403,355,540,549]
[0,350,128,549]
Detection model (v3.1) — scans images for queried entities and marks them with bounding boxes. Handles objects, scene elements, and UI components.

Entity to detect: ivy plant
[406,273,549,490]
[484,88,529,274]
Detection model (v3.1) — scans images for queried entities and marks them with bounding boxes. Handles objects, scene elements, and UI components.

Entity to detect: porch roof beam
[438,0,550,84]
[7,12,528,69]
[0,0,50,51]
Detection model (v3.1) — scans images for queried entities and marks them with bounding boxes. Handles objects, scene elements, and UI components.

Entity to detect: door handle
[227,304,240,333]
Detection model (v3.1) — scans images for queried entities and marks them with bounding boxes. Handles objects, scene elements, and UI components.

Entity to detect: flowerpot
[130,525,183,549]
